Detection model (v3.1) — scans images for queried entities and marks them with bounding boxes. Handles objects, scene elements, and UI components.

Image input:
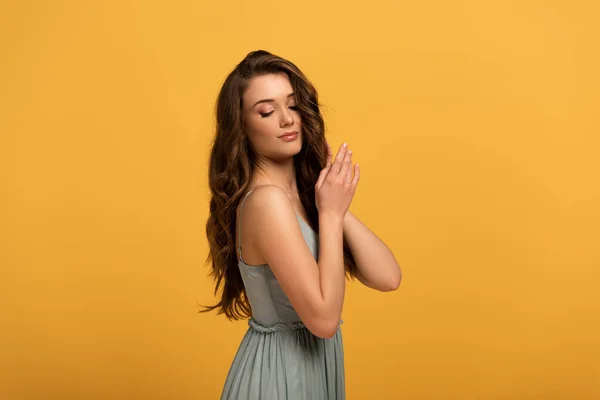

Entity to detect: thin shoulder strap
[237,190,254,262]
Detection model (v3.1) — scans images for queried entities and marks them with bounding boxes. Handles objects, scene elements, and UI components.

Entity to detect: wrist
[319,211,345,226]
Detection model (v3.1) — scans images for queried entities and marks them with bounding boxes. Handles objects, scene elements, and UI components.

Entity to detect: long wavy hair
[200,50,357,320]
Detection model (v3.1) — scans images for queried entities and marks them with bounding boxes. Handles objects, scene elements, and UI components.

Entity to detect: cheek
[258,118,280,135]
[246,117,277,141]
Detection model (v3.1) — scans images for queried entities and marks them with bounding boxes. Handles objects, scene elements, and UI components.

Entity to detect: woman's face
[242,72,302,160]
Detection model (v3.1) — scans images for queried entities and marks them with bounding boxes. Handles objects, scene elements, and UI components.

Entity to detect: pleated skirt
[220,319,345,400]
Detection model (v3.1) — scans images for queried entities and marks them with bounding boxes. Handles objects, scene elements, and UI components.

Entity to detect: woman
[201,50,402,399]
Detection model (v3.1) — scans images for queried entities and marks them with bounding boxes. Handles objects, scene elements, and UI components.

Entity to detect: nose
[280,108,294,127]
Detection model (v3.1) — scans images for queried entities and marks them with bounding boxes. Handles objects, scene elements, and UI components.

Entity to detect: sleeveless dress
[220,190,345,400]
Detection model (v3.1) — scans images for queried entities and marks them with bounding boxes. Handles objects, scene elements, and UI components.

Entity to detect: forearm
[317,212,346,323]
[343,210,401,291]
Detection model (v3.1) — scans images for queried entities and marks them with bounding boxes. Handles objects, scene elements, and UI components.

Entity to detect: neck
[251,155,298,195]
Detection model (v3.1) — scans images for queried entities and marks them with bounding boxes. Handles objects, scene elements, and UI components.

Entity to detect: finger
[316,146,334,188]
[332,142,347,174]
[344,150,354,183]
[338,146,352,177]
[351,163,360,187]
[315,163,330,189]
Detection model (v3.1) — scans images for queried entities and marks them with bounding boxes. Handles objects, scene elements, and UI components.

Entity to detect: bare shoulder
[245,184,290,205]
[240,184,312,262]
[237,185,300,265]
[242,185,296,225]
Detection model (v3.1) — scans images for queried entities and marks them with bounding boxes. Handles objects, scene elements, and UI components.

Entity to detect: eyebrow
[252,92,295,108]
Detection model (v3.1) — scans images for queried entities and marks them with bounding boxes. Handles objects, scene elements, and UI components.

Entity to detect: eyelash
[260,105,300,118]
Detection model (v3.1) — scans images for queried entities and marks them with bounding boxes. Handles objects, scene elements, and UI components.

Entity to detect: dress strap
[237,190,254,263]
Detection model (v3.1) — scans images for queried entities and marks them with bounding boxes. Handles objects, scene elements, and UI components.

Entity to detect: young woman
[202,50,402,399]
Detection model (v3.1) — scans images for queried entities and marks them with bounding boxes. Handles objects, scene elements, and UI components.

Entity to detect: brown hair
[200,50,357,320]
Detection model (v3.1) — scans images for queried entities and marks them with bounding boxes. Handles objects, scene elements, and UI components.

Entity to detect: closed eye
[260,106,300,118]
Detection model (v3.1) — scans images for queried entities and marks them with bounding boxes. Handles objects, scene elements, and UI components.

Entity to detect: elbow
[312,324,339,339]
[383,268,402,292]
[306,317,341,339]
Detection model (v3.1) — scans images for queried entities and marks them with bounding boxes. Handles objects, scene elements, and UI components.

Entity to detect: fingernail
[343,142,347,148]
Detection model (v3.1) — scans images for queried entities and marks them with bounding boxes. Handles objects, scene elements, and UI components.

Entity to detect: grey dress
[220,190,345,400]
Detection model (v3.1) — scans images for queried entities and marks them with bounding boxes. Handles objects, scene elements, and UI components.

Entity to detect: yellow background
[1,1,599,399]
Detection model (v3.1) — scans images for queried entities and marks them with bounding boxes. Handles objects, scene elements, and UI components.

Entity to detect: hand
[315,141,360,219]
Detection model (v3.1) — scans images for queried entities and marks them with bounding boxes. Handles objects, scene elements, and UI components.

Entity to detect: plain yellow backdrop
[1,1,599,399]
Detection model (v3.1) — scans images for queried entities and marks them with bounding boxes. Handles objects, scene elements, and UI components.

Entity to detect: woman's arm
[246,186,346,339]
[343,210,402,291]
[247,144,358,338]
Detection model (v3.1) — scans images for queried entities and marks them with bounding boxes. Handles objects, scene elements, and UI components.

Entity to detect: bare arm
[343,210,402,291]
[245,143,358,338]
[316,211,346,331]
[319,140,401,292]
[245,187,345,338]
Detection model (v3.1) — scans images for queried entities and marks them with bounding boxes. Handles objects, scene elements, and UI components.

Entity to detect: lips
[279,131,298,138]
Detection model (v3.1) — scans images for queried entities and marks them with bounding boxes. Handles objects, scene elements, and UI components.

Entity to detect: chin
[293,138,303,155]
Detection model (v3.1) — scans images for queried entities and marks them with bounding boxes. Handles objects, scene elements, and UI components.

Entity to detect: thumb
[315,162,331,190]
